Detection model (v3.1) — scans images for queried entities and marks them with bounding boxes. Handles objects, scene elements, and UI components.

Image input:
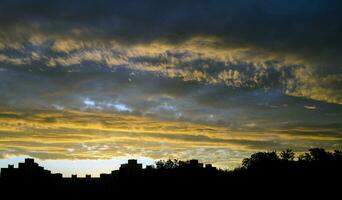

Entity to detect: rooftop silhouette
[0,148,341,196]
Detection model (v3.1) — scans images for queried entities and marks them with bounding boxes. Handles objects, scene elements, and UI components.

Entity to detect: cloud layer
[0,0,341,169]
[0,108,341,168]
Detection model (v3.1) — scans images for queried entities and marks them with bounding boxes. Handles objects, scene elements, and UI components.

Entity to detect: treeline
[240,148,342,170]
[127,148,342,195]
[154,148,342,172]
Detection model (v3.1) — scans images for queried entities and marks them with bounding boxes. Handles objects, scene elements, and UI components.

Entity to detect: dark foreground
[0,148,341,197]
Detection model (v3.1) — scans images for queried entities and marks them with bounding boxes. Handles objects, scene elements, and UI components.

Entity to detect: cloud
[0,108,341,167]
[0,35,340,104]
[83,98,96,107]
[81,98,133,113]
[0,0,341,104]
[0,0,341,169]
[111,103,133,113]
[304,105,316,110]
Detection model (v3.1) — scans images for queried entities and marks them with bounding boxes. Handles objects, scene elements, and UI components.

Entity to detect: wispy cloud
[0,108,341,168]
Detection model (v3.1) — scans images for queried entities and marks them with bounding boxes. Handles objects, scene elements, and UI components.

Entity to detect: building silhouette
[1,158,62,180]
[118,159,143,176]
[1,158,218,181]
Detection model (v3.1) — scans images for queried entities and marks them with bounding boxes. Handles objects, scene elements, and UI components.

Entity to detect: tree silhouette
[298,148,333,161]
[155,159,179,169]
[280,149,295,161]
[242,151,279,169]
[333,150,342,160]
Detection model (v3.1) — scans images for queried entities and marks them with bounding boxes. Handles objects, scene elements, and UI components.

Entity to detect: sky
[0,0,341,176]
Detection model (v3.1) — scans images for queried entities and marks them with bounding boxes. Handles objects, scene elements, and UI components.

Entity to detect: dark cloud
[1,0,341,65]
[0,68,341,132]
[0,1,341,104]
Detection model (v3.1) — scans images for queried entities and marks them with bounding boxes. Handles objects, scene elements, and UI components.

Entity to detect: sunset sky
[0,0,341,176]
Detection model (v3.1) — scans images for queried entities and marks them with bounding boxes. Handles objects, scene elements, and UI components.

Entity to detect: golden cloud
[0,108,340,168]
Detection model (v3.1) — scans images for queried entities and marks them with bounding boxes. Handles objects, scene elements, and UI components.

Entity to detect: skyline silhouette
[1,148,341,196]
[1,148,341,177]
